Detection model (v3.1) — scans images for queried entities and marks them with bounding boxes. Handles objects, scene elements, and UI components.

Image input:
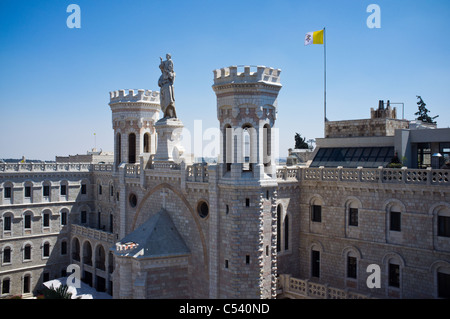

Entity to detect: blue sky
[1,0,449,161]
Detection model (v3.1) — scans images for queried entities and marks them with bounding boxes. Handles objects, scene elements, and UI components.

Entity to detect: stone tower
[212,65,282,298]
[109,89,160,169]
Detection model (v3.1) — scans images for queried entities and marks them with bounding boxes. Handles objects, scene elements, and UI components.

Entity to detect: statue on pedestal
[158,53,177,119]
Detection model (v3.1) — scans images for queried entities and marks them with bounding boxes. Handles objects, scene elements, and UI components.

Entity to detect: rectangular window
[390,211,401,231]
[24,186,31,198]
[311,250,320,278]
[4,216,11,231]
[225,259,229,269]
[349,208,358,226]
[311,205,322,222]
[24,215,31,229]
[43,214,50,227]
[4,187,11,199]
[60,185,67,196]
[2,279,10,294]
[388,263,400,288]
[438,216,450,238]
[3,248,11,263]
[81,184,87,195]
[24,246,31,260]
[61,241,67,255]
[98,185,102,195]
[347,256,357,279]
[438,272,450,299]
[43,185,50,197]
[23,275,30,293]
[245,198,250,207]
[81,211,87,224]
[417,143,431,169]
[246,255,250,264]
[61,212,67,226]
[43,243,50,257]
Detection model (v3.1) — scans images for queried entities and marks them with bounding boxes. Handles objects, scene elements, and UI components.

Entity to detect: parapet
[109,89,160,104]
[212,65,281,86]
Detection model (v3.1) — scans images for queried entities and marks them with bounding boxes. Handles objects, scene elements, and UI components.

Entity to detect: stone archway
[131,182,208,270]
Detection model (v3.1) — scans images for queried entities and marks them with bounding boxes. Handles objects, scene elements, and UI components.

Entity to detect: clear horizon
[1,0,449,161]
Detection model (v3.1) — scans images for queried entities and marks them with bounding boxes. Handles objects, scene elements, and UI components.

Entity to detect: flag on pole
[304,29,324,46]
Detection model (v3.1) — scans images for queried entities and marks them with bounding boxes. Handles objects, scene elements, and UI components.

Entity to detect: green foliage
[294,133,309,149]
[43,284,73,299]
[415,96,438,124]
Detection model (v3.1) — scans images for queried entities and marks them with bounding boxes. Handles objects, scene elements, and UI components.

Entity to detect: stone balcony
[276,166,449,186]
[277,274,372,299]
[71,224,116,244]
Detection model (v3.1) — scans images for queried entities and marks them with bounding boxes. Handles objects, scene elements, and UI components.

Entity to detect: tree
[294,133,309,149]
[43,284,74,299]
[415,96,438,124]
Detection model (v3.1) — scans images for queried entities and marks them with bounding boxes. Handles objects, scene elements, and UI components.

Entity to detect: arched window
[3,181,13,203]
[42,241,50,258]
[2,246,11,264]
[96,245,106,271]
[284,215,289,250]
[72,238,80,261]
[42,210,51,228]
[223,124,232,172]
[23,244,32,261]
[242,125,252,171]
[143,132,151,153]
[115,133,122,167]
[3,212,13,232]
[277,205,281,252]
[23,274,31,294]
[23,211,33,232]
[128,133,136,164]
[263,124,271,167]
[310,198,323,223]
[82,241,93,266]
[60,209,68,226]
[60,180,68,197]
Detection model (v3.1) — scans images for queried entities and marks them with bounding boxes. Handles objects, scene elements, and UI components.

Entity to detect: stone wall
[325,118,409,138]
[276,166,450,299]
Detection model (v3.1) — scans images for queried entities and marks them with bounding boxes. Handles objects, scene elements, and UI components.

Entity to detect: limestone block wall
[294,178,450,298]
[325,118,409,138]
[119,168,211,299]
[0,166,94,296]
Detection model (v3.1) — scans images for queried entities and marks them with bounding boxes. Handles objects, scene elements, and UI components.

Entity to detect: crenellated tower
[211,65,282,298]
[109,89,161,169]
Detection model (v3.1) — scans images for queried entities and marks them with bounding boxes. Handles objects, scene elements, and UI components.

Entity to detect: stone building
[0,64,449,299]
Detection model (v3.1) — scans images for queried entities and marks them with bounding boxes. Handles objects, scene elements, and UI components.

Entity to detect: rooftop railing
[276,166,449,186]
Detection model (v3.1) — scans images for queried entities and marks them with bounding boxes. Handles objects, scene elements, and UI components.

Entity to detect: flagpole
[323,27,327,129]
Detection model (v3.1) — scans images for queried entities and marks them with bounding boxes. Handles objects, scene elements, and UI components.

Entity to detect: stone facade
[0,65,449,300]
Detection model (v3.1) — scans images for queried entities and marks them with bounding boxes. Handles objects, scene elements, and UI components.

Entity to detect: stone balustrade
[125,164,140,177]
[72,224,115,244]
[186,163,209,183]
[0,162,114,173]
[277,274,371,299]
[276,166,449,186]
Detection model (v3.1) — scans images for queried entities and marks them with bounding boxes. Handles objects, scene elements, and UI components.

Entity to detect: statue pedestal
[153,117,185,167]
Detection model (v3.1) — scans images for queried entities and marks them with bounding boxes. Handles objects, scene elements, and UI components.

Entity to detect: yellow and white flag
[305,29,324,46]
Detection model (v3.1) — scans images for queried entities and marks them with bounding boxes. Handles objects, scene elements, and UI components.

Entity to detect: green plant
[43,284,73,299]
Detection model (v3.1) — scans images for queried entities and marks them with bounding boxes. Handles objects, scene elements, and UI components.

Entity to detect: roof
[113,208,190,259]
[310,146,395,168]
